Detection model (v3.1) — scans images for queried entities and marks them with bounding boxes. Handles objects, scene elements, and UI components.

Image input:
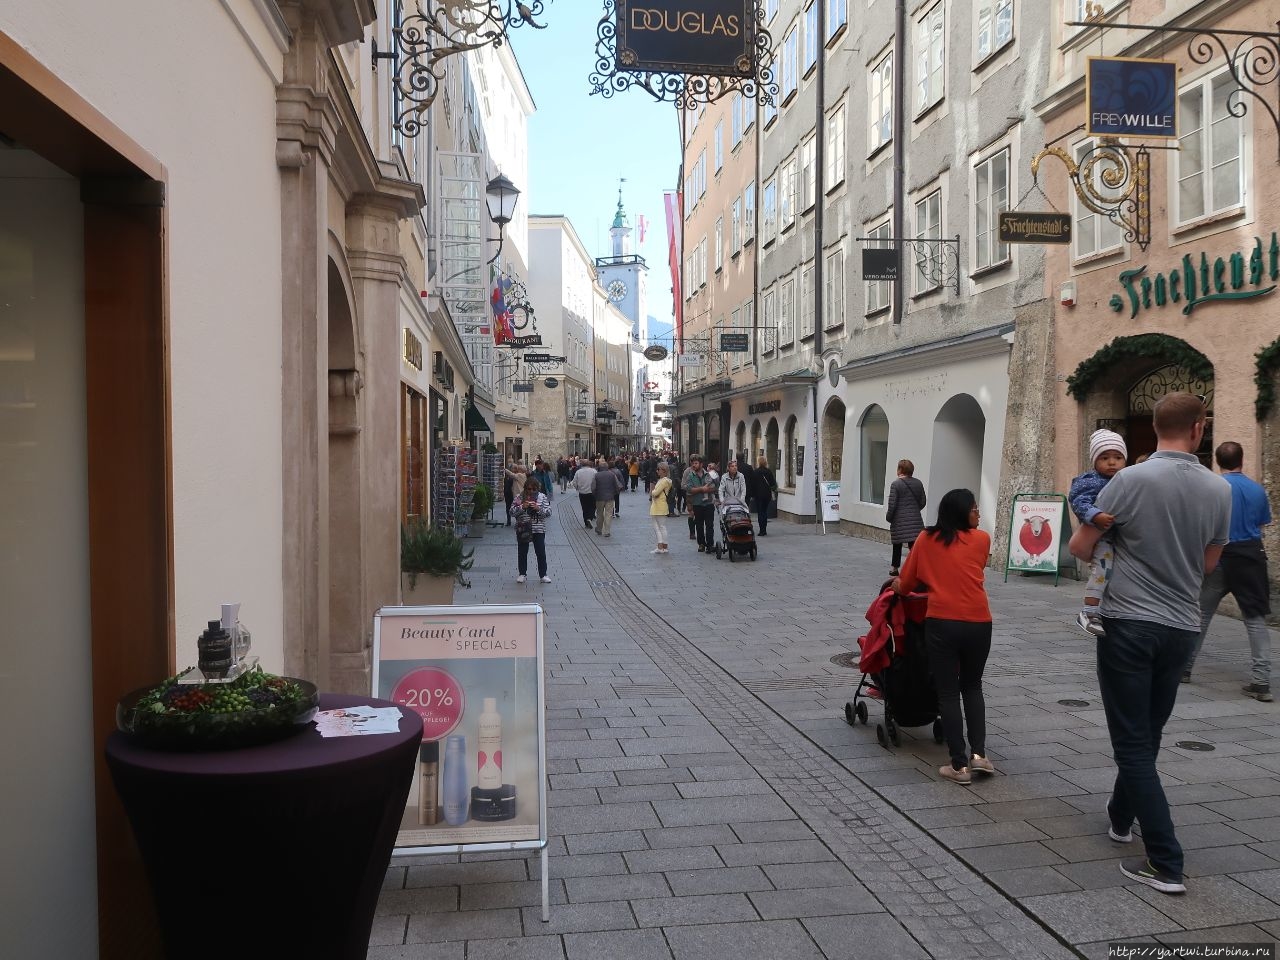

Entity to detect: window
[913,189,942,294]
[780,158,797,230]
[974,147,1009,271]
[869,51,893,152]
[761,289,777,354]
[976,0,1013,61]
[800,135,816,211]
[762,177,777,243]
[824,248,845,330]
[800,262,815,338]
[742,91,755,132]
[865,218,892,314]
[763,92,777,127]
[698,236,708,286]
[783,26,799,100]
[744,182,756,241]
[729,308,741,369]
[731,95,743,146]
[714,120,724,172]
[859,405,889,504]
[784,415,797,484]
[766,0,779,21]
[916,4,944,114]
[804,4,819,74]
[828,0,847,40]
[1175,71,1245,225]
[715,218,724,272]
[1072,141,1123,259]
[826,105,846,189]
[731,198,742,252]
[779,277,796,347]
[743,299,755,356]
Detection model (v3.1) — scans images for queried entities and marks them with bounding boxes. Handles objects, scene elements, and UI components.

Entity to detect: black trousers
[578,493,596,524]
[891,541,914,569]
[692,504,715,548]
[924,618,992,771]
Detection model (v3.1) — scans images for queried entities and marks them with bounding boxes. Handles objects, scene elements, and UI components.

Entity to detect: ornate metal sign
[643,344,669,361]
[1031,142,1150,251]
[1086,57,1177,139]
[999,212,1073,244]
[590,0,777,108]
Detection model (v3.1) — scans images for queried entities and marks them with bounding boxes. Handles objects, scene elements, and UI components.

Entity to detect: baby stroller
[845,588,943,748]
[715,497,757,561]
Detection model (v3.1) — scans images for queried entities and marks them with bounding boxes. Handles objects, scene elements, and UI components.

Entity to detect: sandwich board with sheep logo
[1004,494,1072,585]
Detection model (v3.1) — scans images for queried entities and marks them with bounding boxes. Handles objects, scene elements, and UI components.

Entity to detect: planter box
[401,573,455,606]
[467,518,486,538]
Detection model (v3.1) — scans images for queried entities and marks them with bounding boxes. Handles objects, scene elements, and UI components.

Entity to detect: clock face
[607,279,628,302]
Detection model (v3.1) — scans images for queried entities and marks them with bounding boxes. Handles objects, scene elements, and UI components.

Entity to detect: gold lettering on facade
[629,9,741,37]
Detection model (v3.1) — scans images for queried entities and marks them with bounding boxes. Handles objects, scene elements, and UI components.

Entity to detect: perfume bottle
[442,734,469,826]
[418,741,440,826]
[476,698,502,790]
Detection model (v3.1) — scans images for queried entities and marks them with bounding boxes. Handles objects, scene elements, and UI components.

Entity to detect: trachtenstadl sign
[1108,232,1279,319]
[615,1,756,77]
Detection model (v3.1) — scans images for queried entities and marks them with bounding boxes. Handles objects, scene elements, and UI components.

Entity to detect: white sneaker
[540,575,551,583]
[516,574,526,584]
[651,548,662,554]
[1076,610,1106,637]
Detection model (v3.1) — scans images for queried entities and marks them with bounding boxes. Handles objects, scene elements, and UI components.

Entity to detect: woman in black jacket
[751,456,777,535]
[885,458,926,575]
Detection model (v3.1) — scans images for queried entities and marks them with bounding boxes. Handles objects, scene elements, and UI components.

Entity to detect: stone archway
[929,394,985,520]
[751,419,762,465]
[822,398,846,482]
[706,412,721,464]
[766,417,780,477]
[857,404,889,504]
[735,421,746,463]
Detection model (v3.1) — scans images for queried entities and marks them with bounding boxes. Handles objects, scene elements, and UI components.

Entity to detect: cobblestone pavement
[372,494,1280,959]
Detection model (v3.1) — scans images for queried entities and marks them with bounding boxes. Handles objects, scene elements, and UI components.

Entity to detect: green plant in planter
[471,483,495,520]
[482,442,499,453]
[401,520,475,589]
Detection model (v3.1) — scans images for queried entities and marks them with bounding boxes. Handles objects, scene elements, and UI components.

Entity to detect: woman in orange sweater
[893,488,995,785]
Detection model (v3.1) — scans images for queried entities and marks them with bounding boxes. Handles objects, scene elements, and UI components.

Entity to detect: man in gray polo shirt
[1070,392,1230,896]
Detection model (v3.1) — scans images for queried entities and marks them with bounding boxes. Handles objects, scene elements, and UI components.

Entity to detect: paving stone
[596,783,683,803]
[615,767,696,786]
[563,928,673,960]
[549,771,620,790]
[1183,845,1280,877]
[762,862,859,890]
[980,797,1085,822]
[906,806,994,829]
[546,853,627,879]
[934,821,1050,849]
[624,846,725,873]
[1233,868,1280,906]
[367,944,465,960]
[748,885,881,920]
[460,880,567,911]
[376,886,460,916]
[405,860,528,888]
[551,802,660,835]
[547,788,602,807]
[958,841,1065,872]
[631,893,760,927]
[1051,859,1131,891]
[518,901,636,936]
[1043,833,1133,863]
[563,872,670,903]
[1176,820,1258,849]
[464,935,566,960]
[1157,924,1277,944]
[405,908,523,944]
[676,778,776,798]
[1020,889,1182,942]
[802,915,928,960]
[564,831,648,855]
[1133,875,1280,928]
[718,840,835,867]
[987,866,1081,897]
[652,795,794,828]
[369,914,408,946]
[643,824,740,849]
[577,755,668,773]
[1204,796,1280,820]
[664,920,825,960]
[730,820,818,843]
[665,865,774,896]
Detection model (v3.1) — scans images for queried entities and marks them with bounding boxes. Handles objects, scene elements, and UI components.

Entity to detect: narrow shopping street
[372,501,1280,959]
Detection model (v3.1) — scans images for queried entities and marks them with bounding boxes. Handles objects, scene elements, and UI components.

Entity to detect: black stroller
[714,497,757,561]
[845,590,943,748]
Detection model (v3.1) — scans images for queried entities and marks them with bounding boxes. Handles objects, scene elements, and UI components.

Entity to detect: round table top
[105,693,423,777]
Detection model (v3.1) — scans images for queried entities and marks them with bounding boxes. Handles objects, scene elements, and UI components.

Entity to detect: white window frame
[731,95,743,147]
[744,182,757,242]
[1173,69,1247,228]
[743,91,756,132]
[779,276,796,347]
[762,177,777,245]
[915,3,945,115]
[800,135,817,211]
[761,288,777,355]
[976,0,1013,63]
[913,188,942,295]
[973,146,1010,272]
[826,104,846,190]
[865,217,893,316]
[780,158,797,230]
[827,0,848,41]
[803,3,819,75]
[731,198,742,252]
[1070,140,1124,261]
[783,25,800,101]
[869,49,893,154]
[715,217,724,272]
[800,262,816,339]
[824,247,845,330]
[766,0,779,22]
[714,120,724,172]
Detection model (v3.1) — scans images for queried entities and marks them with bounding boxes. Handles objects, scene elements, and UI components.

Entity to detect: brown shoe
[970,754,996,775]
[939,764,971,785]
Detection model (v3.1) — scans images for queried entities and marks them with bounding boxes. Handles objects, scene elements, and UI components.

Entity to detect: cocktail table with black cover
[106,694,422,960]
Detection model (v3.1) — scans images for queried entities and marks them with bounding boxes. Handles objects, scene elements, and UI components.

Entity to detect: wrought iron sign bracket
[1030,142,1151,250]
[373,1,552,138]
[1065,19,1280,161]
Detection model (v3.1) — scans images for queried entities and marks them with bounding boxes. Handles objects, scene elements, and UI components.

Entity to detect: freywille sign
[616,0,755,76]
[999,212,1072,245]
[1108,231,1279,319]
[1087,57,1177,139]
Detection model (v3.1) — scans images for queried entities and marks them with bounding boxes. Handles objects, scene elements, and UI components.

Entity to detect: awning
[465,405,493,432]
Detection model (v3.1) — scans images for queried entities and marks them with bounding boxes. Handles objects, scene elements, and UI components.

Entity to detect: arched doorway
[327,257,362,685]
[751,419,763,464]
[822,398,846,481]
[706,412,721,464]
[858,404,889,504]
[929,394,985,520]
[1125,364,1215,465]
[735,422,746,463]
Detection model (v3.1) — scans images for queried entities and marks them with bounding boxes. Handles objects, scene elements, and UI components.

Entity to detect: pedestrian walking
[571,459,598,529]
[512,477,551,584]
[1068,431,1128,636]
[628,456,640,492]
[592,458,622,537]
[649,463,672,554]
[1069,392,1231,895]
[682,455,716,553]
[886,459,927,575]
[1184,441,1273,699]
[532,459,555,500]
[611,458,626,517]
[892,488,995,786]
[671,456,685,516]
[503,463,527,527]
[750,456,777,535]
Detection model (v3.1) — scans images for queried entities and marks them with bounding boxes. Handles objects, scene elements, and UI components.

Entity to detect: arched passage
[735,421,746,463]
[706,412,721,464]
[822,398,846,482]
[327,256,362,681]
[858,404,889,504]
[929,394,985,518]
[766,417,780,477]
[750,419,762,465]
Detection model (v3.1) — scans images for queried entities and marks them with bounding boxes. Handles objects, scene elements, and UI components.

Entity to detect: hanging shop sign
[513,382,534,393]
[497,334,543,349]
[403,329,424,370]
[862,248,898,282]
[1004,494,1072,586]
[1087,57,1177,139]
[523,353,553,364]
[643,344,669,361]
[615,0,755,77]
[720,333,750,352]
[654,403,669,412]
[641,391,661,400]
[544,378,560,388]
[677,352,706,367]
[1107,232,1279,319]
[998,212,1072,245]
[748,399,781,415]
[596,408,618,420]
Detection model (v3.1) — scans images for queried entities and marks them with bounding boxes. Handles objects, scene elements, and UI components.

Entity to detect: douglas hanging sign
[1108,232,1279,319]
[1087,57,1177,139]
[616,1,756,76]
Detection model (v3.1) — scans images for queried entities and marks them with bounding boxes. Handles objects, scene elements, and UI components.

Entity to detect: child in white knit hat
[1068,429,1129,636]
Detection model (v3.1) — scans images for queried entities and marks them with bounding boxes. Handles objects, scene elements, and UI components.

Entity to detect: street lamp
[485,173,521,265]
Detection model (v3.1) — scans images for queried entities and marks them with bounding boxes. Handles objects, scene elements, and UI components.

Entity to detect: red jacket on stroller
[857,588,927,674]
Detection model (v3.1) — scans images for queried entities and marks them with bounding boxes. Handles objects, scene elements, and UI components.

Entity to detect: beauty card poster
[373,604,546,851]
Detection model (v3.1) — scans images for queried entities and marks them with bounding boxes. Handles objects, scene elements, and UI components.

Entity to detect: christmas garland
[1066,334,1213,401]
[1255,337,1280,420]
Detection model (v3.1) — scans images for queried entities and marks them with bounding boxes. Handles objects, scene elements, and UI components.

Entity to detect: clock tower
[595,183,648,344]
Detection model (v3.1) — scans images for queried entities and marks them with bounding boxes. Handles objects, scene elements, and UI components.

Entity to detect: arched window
[858,404,889,504]
[783,415,797,486]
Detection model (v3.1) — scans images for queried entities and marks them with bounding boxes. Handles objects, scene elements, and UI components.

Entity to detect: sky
[510,4,682,329]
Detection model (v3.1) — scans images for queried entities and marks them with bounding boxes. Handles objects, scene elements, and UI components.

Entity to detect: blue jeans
[1098,617,1197,879]
[518,533,547,577]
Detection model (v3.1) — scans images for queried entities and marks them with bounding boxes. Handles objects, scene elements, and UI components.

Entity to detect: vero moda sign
[615,0,756,77]
[1087,57,1178,139]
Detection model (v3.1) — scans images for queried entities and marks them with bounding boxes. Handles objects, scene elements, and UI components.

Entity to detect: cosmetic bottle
[476,698,502,790]
[442,734,469,826]
[417,741,440,826]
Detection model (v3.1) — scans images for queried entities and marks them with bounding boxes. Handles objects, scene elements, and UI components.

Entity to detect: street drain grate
[1175,740,1215,752]
[830,652,860,670]
[1057,699,1091,707]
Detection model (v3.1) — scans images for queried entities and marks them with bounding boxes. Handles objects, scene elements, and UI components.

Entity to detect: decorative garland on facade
[1255,337,1280,420]
[1066,334,1213,400]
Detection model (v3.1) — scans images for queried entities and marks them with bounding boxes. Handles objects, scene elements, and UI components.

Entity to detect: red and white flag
[637,215,648,245]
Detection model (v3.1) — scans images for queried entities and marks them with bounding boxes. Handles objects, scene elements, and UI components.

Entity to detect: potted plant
[401,520,474,605]
[469,483,494,537]
[482,441,499,454]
